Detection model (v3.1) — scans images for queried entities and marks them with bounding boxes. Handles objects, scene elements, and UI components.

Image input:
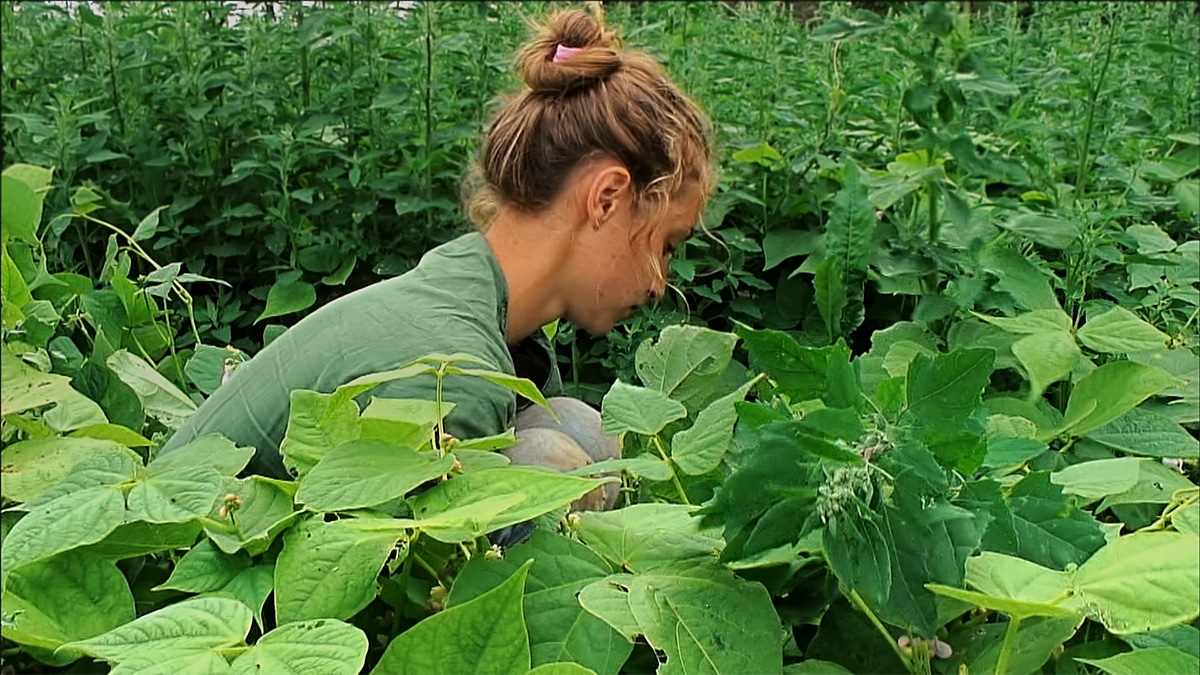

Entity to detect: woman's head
[466,5,716,334]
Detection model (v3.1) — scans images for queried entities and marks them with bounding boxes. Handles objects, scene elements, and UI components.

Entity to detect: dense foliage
[1,2,1198,675]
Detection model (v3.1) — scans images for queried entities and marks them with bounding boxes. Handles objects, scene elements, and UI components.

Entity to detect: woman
[158,6,716,503]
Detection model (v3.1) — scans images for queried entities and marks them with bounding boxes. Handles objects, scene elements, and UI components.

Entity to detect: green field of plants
[1,1,1198,674]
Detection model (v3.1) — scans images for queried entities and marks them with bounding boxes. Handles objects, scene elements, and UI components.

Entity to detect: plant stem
[1074,8,1118,201]
[652,436,691,505]
[995,615,1022,675]
[847,588,917,673]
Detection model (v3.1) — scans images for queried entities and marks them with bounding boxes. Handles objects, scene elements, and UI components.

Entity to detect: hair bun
[517,9,622,94]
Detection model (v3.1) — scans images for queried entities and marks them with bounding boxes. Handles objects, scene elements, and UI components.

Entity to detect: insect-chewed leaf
[230,620,368,675]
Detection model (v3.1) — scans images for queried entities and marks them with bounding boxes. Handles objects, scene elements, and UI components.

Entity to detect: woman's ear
[586,162,633,228]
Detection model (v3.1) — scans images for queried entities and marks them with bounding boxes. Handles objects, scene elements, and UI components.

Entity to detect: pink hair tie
[553,44,585,63]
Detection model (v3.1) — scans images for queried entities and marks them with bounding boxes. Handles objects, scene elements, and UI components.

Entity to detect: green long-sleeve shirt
[158,232,562,479]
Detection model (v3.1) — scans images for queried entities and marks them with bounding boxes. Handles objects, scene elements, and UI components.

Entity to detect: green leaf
[109,650,233,675]
[106,349,197,427]
[903,348,995,428]
[810,12,886,42]
[372,560,534,675]
[959,473,1106,571]
[735,326,858,406]
[731,141,783,167]
[446,365,550,411]
[127,465,225,524]
[1121,625,1200,658]
[576,504,724,573]
[633,325,739,413]
[447,531,630,675]
[202,476,299,556]
[274,516,405,624]
[1050,458,1143,503]
[1,346,105,423]
[1,486,126,585]
[821,162,873,338]
[1059,361,1178,438]
[579,562,782,675]
[784,661,854,675]
[256,280,316,323]
[963,552,1073,607]
[2,163,54,191]
[0,437,140,504]
[148,434,255,476]
[411,468,613,543]
[1078,306,1170,354]
[1173,502,1199,535]
[132,206,167,242]
[600,381,687,436]
[231,620,368,675]
[959,615,1084,675]
[1070,531,1200,634]
[813,257,847,343]
[671,378,758,475]
[66,596,251,663]
[1085,407,1200,459]
[83,520,202,560]
[1096,460,1195,512]
[1012,331,1082,400]
[0,551,135,663]
[566,455,674,482]
[153,540,250,593]
[70,423,154,447]
[998,214,1081,249]
[975,308,1073,335]
[279,390,363,477]
[1,174,42,243]
[528,664,598,675]
[296,440,455,512]
[206,564,275,629]
[924,584,1078,619]
[1078,648,1200,675]
[762,229,819,271]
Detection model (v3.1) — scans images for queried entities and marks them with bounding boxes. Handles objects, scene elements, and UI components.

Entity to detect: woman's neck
[483,206,574,344]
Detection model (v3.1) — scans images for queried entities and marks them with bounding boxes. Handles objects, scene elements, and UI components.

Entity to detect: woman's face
[566,182,706,335]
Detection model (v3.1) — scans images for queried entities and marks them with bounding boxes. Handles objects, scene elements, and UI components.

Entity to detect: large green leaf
[256,280,316,323]
[202,476,299,556]
[576,504,724,573]
[84,521,203,560]
[66,596,251,663]
[153,540,250,594]
[1012,330,1082,400]
[1077,306,1170,354]
[147,434,255,476]
[820,162,873,338]
[230,620,368,675]
[274,516,405,624]
[447,531,630,675]
[106,349,196,427]
[998,214,1081,249]
[813,257,847,344]
[1,346,106,425]
[579,562,781,675]
[600,381,687,436]
[1077,648,1200,675]
[924,584,1078,619]
[671,378,758,475]
[959,473,1106,570]
[633,325,738,413]
[1069,532,1200,634]
[903,348,995,428]
[0,437,140,504]
[372,560,533,675]
[126,465,225,524]
[296,439,455,512]
[1084,407,1199,459]
[1058,361,1179,438]
[0,551,135,664]
[957,615,1084,675]
[1,486,126,585]
[410,468,613,543]
[1050,458,1143,503]
[1,173,42,244]
[279,390,363,477]
[736,327,859,406]
[980,245,1059,311]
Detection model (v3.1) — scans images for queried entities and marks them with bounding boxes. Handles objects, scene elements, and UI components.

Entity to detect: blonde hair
[464,5,716,230]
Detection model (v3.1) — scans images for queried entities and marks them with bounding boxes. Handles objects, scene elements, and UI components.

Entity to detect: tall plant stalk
[1073,6,1118,202]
